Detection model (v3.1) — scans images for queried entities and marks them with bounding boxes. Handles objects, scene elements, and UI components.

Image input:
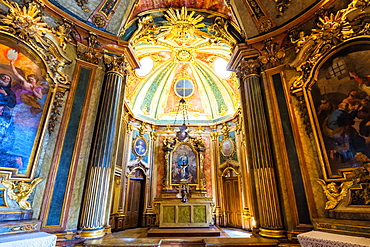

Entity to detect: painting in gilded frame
[220,138,234,157]
[133,136,148,157]
[0,43,49,178]
[171,144,197,184]
[310,43,370,178]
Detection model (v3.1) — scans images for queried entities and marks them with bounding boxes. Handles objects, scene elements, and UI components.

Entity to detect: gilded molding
[1,177,43,210]
[0,0,71,85]
[103,54,127,75]
[317,178,353,209]
[48,89,66,134]
[77,33,103,65]
[11,223,38,232]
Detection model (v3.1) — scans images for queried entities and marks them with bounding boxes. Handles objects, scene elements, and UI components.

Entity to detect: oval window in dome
[214,57,231,79]
[136,56,154,77]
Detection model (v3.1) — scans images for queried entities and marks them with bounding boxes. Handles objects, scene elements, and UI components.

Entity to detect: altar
[156,199,213,228]
[154,124,214,228]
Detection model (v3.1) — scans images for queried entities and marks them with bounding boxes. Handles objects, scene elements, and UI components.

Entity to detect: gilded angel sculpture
[317,178,353,210]
[1,177,43,210]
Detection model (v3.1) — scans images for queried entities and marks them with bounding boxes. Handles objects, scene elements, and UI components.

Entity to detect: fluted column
[78,55,127,239]
[238,59,285,238]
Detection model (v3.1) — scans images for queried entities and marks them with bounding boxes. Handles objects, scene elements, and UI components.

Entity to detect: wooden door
[125,170,145,228]
[223,169,242,228]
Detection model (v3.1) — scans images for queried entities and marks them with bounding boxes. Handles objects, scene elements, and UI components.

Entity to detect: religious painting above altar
[310,43,370,178]
[0,42,49,178]
[171,144,197,185]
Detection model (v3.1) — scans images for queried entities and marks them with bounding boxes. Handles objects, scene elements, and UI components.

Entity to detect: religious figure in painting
[178,152,189,181]
[0,45,50,174]
[10,59,48,114]
[0,73,16,109]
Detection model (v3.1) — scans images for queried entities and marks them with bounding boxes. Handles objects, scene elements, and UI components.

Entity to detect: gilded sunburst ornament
[160,7,210,44]
[0,0,49,40]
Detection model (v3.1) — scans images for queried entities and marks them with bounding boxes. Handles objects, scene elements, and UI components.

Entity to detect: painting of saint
[0,44,49,176]
[171,144,197,184]
[312,44,370,177]
[134,138,147,156]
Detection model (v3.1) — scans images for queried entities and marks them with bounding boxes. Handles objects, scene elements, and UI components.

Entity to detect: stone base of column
[76,228,105,239]
[259,228,286,238]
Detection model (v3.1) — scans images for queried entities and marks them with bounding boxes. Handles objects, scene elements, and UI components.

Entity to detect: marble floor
[79,227,280,247]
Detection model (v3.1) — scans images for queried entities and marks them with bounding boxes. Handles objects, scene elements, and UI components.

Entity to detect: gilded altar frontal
[0,0,369,246]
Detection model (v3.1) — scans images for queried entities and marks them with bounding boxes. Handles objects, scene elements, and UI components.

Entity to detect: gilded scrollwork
[48,89,66,134]
[290,1,370,94]
[259,38,285,70]
[128,15,159,46]
[1,177,43,210]
[53,19,74,51]
[316,178,353,209]
[208,17,237,48]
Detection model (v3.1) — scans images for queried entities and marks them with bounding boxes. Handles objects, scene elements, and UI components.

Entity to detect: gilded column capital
[237,59,261,80]
[103,54,127,76]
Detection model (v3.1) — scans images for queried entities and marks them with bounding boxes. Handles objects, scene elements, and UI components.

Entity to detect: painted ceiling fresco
[47,0,320,124]
[125,7,240,124]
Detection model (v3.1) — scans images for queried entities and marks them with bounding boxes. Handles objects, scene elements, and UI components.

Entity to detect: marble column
[78,55,127,239]
[238,59,285,238]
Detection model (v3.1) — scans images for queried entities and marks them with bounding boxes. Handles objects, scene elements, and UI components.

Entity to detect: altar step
[147,226,221,237]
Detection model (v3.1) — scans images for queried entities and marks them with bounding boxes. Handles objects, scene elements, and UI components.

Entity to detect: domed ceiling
[47,0,327,124]
[123,7,241,124]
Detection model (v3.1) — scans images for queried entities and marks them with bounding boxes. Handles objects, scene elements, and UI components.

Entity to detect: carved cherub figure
[1,177,43,210]
[317,178,353,209]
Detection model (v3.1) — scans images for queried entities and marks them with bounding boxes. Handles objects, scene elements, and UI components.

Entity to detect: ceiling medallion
[160,7,210,45]
[92,15,106,28]
[176,49,193,62]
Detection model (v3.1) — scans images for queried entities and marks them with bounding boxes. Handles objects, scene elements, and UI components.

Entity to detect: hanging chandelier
[174,97,190,142]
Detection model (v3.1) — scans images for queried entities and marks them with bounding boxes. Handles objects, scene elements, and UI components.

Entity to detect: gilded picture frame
[170,143,198,185]
[220,137,235,157]
[0,34,51,180]
[304,40,370,180]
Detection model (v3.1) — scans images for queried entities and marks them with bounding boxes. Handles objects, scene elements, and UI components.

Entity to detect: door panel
[125,177,144,228]
[223,173,242,228]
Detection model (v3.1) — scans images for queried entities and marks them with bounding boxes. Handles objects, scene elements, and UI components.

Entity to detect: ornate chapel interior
[1,0,370,246]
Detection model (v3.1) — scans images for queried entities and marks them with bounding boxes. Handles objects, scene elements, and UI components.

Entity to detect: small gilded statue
[317,178,353,210]
[1,177,43,210]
